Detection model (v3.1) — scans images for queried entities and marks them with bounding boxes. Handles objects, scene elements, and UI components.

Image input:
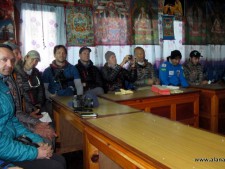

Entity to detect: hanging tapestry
[0,0,15,42]
[65,5,94,46]
[206,0,225,44]
[162,15,174,40]
[158,0,164,14]
[183,0,207,45]
[93,0,132,45]
[163,0,184,21]
[131,0,159,45]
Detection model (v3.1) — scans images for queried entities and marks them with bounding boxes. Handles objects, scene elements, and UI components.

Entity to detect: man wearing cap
[101,51,137,92]
[75,46,104,95]
[159,50,189,87]
[183,50,208,85]
[42,45,83,97]
[3,41,22,64]
[9,50,56,145]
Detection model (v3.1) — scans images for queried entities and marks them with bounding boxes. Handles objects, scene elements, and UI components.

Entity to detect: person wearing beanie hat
[159,50,189,87]
[183,50,208,85]
[75,46,104,95]
[105,51,115,62]
[3,41,22,64]
[101,51,137,92]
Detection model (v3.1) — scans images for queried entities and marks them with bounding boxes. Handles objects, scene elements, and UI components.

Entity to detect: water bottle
[73,95,78,108]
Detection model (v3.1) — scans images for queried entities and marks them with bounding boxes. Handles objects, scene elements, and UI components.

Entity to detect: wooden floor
[62,151,83,169]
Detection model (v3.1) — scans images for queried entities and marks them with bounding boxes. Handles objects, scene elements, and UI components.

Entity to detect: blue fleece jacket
[159,61,189,87]
[0,79,43,162]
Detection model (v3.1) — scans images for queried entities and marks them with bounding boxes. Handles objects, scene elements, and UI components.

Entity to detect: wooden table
[84,112,225,169]
[99,87,200,127]
[191,83,225,133]
[51,96,139,153]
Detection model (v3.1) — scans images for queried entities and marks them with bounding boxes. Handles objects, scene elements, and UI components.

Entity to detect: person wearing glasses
[0,44,66,169]
[10,50,56,146]
[42,45,83,97]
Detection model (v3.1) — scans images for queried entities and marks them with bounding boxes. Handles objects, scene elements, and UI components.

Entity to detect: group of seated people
[0,41,208,168]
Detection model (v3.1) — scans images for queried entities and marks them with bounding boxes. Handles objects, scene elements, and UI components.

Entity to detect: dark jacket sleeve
[102,65,122,82]
[123,67,137,83]
[89,67,103,88]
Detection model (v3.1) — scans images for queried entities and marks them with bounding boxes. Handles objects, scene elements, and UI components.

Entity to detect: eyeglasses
[28,76,40,88]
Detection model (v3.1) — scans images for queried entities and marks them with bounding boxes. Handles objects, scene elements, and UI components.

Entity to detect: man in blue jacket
[159,50,189,87]
[0,44,66,169]
[42,45,83,98]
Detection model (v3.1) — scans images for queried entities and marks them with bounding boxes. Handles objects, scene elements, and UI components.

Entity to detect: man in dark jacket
[101,51,137,92]
[75,46,104,95]
[183,50,208,86]
[12,50,56,145]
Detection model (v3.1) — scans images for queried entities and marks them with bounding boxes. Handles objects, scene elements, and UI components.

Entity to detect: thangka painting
[131,0,159,45]
[0,0,15,42]
[163,0,184,21]
[206,0,225,44]
[65,5,94,46]
[162,15,174,40]
[158,0,164,14]
[183,0,207,45]
[93,0,132,45]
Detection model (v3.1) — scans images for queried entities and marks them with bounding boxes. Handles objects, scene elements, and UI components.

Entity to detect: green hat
[26,50,41,61]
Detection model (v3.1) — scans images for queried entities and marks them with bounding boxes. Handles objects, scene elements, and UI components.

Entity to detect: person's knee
[50,154,66,169]
[48,160,65,169]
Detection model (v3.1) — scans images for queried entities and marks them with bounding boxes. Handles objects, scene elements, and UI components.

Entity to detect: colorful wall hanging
[206,0,225,44]
[162,15,174,40]
[183,0,206,45]
[163,0,184,21]
[0,0,15,42]
[65,5,94,46]
[131,0,159,45]
[93,0,132,45]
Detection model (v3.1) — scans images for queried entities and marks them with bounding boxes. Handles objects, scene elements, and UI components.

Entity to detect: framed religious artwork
[93,0,132,45]
[0,19,15,42]
[131,0,159,45]
[162,15,175,40]
[183,0,207,45]
[0,0,15,42]
[65,5,94,46]
[163,0,184,20]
